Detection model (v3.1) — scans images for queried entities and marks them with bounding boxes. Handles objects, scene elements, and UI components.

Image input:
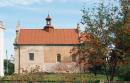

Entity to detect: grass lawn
[0,73,118,82]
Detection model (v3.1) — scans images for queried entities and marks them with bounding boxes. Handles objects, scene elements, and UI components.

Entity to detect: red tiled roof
[129,0,130,2]
[17,28,79,45]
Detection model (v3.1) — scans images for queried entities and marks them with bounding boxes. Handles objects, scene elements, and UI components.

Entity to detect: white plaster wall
[14,45,79,73]
[43,63,79,73]
[0,28,4,76]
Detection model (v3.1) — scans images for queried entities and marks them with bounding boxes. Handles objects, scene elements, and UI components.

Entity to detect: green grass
[0,73,118,82]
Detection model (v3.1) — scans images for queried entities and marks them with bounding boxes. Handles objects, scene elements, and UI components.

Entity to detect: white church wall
[14,45,79,73]
[0,21,4,76]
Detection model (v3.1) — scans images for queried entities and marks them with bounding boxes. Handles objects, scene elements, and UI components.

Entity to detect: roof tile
[17,29,79,45]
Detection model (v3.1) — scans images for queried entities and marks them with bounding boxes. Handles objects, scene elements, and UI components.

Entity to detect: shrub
[118,63,130,81]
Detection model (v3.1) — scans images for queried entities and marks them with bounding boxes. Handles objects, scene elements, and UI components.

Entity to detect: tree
[4,59,14,75]
[71,0,129,81]
[115,0,130,81]
[118,62,130,81]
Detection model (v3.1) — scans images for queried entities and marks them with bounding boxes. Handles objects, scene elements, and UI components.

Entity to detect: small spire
[46,14,51,25]
[16,21,20,32]
[47,14,51,19]
[15,21,20,44]
[0,21,4,29]
[77,23,80,32]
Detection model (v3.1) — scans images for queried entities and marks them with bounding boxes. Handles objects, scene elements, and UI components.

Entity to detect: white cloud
[0,0,76,7]
[0,0,117,8]
[0,0,39,7]
[0,0,52,7]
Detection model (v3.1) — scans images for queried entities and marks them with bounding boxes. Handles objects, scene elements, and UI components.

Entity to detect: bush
[118,63,130,81]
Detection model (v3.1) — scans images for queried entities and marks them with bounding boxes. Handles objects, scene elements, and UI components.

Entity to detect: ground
[0,73,118,83]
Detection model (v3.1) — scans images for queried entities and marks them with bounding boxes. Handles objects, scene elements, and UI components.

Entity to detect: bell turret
[44,14,54,31]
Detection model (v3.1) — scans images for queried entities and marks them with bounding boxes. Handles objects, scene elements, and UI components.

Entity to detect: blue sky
[0,0,108,59]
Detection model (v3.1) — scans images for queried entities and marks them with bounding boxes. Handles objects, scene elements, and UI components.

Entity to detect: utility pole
[6,50,8,74]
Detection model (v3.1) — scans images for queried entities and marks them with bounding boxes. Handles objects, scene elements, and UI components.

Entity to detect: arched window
[57,54,61,62]
[72,55,76,62]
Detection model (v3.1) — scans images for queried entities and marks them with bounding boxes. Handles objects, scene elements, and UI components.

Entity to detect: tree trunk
[103,64,109,81]
[110,59,117,81]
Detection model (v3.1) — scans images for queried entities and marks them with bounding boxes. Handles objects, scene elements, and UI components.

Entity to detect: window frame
[57,54,61,62]
[29,53,34,61]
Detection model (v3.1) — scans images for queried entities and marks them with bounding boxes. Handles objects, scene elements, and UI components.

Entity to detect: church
[14,15,80,74]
